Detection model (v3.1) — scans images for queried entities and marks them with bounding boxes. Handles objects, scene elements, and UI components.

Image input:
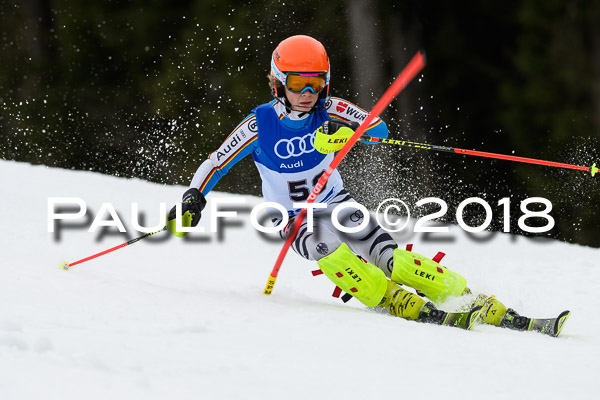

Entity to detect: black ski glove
[320,119,360,135]
[167,188,207,236]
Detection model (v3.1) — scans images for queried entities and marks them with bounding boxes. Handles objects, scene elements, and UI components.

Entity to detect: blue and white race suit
[190,97,398,274]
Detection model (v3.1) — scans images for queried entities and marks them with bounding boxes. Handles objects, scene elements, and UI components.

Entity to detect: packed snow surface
[1,160,598,399]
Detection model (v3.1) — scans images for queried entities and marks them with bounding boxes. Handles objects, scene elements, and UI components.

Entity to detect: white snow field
[0,159,598,400]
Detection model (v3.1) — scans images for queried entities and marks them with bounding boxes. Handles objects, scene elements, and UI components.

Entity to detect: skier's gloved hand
[314,119,360,154]
[166,188,207,237]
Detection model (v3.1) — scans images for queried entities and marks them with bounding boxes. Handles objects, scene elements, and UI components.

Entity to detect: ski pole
[361,136,599,176]
[59,226,167,270]
[264,51,427,295]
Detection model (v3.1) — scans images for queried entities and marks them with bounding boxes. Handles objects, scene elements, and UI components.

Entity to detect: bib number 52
[288,171,327,201]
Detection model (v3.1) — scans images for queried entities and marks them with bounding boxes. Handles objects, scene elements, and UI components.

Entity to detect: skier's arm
[190,114,258,196]
[325,96,388,141]
[166,114,258,236]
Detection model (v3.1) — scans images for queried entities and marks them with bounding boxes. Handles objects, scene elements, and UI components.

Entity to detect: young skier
[166,35,569,335]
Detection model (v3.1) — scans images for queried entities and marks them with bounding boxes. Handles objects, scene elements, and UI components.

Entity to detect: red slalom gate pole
[263,51,426,295]
[59,226,167,270]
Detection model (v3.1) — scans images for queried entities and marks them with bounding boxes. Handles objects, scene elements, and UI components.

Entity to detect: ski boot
[384,282,481,330]
[472,294,570,337]
[500,308,530,331]
[472,294,508,326]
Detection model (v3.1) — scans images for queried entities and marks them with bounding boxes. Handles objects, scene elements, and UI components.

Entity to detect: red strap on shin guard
[332,286,342,298]
[432,252,446,263]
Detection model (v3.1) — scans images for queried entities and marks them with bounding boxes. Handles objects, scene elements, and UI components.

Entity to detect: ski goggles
[271,57,330,94]
[284,72,327,94]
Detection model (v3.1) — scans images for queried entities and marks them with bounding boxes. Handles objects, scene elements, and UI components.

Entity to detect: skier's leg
[275,190,397,266]
[279,209,458,323]
[390,248,469,303]
[318,191,398,274]
[338,218,398,276]
[319,192,467,304]
[274,213,343,261]
[391,250,545,329]
[316,242,388,307]
[317,242,447,322]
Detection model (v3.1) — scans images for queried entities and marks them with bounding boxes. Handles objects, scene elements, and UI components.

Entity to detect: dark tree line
[2,0,600,246]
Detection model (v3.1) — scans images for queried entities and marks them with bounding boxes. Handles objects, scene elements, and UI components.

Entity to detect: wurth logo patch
[345,106,367,121]
[336,101,348,113]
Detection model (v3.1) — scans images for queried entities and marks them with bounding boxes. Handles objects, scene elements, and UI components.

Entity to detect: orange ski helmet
[271,35,330,99]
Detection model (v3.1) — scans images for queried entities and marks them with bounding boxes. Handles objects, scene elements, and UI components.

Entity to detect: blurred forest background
[2,0,600,246]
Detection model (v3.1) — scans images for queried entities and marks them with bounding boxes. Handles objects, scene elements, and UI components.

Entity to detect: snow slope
[0,160,598,400]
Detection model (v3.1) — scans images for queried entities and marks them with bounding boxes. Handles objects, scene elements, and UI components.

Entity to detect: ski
[527,310,571,337]
[444,306,483,330]
[417,304,482,330]
[501,309,571,337]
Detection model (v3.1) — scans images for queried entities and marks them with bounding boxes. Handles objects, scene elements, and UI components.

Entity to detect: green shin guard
[391,248,468,303]
[317,243,388,307]
[317,246,457,325]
